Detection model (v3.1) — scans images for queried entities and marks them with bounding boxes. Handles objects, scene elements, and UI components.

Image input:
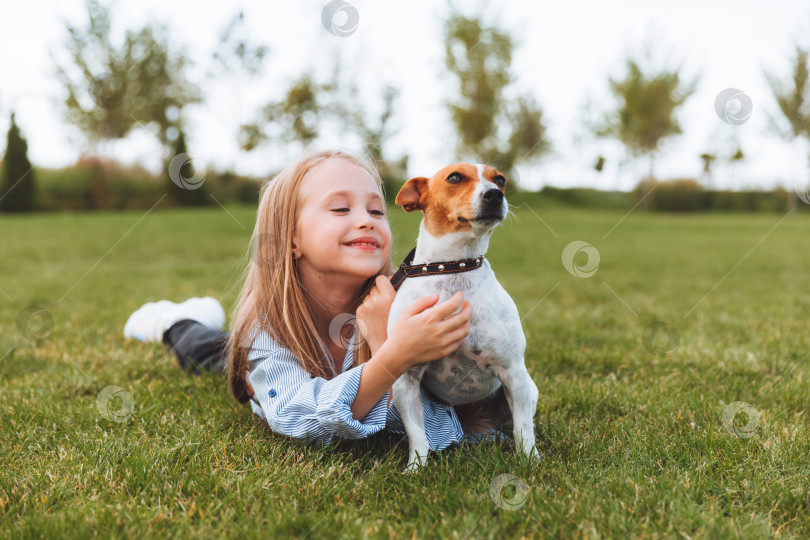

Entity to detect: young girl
[123,148,511,453]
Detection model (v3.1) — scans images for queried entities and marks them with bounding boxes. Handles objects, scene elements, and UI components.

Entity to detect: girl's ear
[291,223,299,251]
[395,177,428,213]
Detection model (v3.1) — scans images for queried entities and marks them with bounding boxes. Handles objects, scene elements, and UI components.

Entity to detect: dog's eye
[446,173,464,183]
[492,175,506,187]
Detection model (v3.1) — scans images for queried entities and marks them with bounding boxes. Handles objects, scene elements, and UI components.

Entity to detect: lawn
[1,201,809,538]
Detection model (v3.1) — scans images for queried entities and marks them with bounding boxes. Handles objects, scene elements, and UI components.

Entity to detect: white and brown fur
[388,163,541,472]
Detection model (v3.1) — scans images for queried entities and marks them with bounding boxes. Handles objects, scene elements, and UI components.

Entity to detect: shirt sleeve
[246,328,390,447]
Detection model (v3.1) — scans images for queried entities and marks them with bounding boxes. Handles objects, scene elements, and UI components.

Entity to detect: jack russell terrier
[387,163,541,472]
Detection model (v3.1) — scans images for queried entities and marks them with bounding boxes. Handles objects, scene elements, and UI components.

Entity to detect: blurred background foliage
[1,0,809,212]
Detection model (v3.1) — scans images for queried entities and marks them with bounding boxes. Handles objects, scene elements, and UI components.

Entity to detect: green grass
[2,202,810,538]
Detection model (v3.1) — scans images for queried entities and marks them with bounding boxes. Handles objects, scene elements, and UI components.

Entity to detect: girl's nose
[357,211,375,229]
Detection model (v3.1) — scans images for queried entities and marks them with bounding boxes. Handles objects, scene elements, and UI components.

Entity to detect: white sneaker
[123,296,226,343]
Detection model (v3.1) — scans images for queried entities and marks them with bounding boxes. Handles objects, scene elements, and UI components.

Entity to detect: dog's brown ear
[395,177,428,212]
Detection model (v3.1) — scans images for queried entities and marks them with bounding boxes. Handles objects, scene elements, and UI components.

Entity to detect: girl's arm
[350,340,409,421]
[247,329,391,446]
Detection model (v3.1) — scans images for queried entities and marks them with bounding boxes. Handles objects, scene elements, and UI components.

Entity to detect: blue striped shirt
[245,323,492,451]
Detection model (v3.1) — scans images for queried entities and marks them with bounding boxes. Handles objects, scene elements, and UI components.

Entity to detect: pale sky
[1,0,809,191]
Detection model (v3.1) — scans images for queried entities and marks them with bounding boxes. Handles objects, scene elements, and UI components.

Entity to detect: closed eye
[332,208,385,215]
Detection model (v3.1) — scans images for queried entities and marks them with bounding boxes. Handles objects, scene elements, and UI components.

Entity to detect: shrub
[34,157,263,211]
[35,157,164,210]
[650,178,706,212]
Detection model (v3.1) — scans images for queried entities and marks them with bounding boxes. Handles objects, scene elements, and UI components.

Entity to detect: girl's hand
[356,275,397,355]
[386,291,471,368]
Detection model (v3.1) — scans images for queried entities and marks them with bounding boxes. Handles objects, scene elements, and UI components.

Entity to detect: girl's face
[293,158,392,283]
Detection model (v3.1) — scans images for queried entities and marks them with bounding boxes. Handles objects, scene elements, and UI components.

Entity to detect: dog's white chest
[387,263,526,406]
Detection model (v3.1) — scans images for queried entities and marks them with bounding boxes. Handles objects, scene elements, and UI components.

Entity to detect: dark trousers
[162,319,230,374]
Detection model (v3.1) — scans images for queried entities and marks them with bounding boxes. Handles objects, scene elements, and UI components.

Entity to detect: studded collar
[390,247,486,292]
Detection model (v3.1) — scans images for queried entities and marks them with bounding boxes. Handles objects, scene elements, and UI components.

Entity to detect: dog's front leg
[392,365,430,473]
[498,365,541,463]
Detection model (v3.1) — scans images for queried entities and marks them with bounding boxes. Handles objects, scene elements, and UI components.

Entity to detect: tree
[0,113,35,212]
[443,9,550,192]
[239,73,332,152]
[699,153,716,186]
[208,10,269,171]
[596,55,697,182]
[765,45,810,209]
[209,11,268,79]
[326,71,409,204]
[352,86,408,204]
[728,147,745,190]
[51,0,202,158]
[238,59,408,202]
[165,129,210,206]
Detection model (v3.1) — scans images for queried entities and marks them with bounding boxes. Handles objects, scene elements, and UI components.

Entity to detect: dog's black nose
[482,189,503,202]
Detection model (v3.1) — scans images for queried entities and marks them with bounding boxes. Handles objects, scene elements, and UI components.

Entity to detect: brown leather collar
[390,247,486,292]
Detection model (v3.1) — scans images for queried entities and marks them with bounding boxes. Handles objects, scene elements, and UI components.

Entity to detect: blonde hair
[227,148,395,403]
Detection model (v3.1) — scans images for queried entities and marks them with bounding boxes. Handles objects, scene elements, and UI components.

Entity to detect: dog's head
[395,163,507,237]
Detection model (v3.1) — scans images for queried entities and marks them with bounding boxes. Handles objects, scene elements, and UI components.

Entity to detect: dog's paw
[402,463,423,475]
[403,455,427,475]
[527,446,543,465]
